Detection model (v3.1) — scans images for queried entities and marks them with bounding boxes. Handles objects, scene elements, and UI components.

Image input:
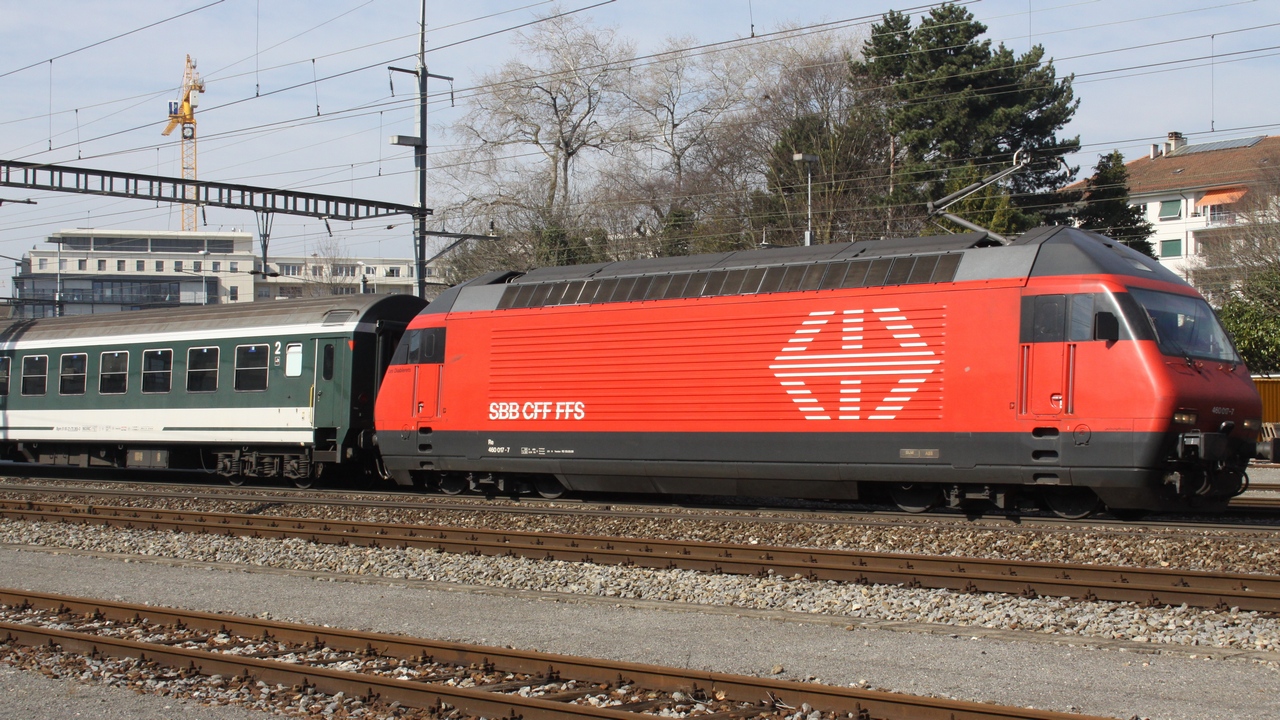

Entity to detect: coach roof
[0,294,426,344]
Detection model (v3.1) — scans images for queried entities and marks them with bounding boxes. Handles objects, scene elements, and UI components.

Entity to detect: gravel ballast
[1,518,1277,653]
[0,536,1278,718]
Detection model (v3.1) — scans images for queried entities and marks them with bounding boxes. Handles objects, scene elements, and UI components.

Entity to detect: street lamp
[793,153,818,246]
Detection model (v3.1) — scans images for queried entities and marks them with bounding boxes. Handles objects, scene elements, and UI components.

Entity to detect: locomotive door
[408,327,445,422]
[1019,294,1067,417]
[313,337,346,430]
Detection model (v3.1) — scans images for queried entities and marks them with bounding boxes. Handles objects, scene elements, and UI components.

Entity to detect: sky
[0,0,1277,293]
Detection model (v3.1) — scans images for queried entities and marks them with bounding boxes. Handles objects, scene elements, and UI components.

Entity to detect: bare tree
[452,12,635,219]
[303,235,359,297]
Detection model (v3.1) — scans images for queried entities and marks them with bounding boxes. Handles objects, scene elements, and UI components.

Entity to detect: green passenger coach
[0,294,425,486]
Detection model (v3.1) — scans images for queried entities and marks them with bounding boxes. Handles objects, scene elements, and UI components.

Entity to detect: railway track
[3,479,1280,535]
[3,499,1278,613]
[0,587,1105,720]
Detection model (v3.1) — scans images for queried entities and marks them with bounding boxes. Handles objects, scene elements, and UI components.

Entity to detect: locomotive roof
[0,294,426,345]
[426,226,1188,316]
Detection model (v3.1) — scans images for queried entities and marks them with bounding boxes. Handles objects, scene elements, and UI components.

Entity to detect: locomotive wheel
[534,476,566,499]
[292,476,315,490]
[227,476,245,487]
[438,474,467,495]
[1041,487,1100,519]
[888,483,942,513]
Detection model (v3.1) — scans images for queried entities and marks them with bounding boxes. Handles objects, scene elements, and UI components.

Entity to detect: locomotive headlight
[1242,417,1261,431]
[1172,410,1198,425]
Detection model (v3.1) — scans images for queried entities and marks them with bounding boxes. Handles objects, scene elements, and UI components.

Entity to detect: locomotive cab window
[234,344,270,391]
[285,343,303,377]
[21,356,47,396]
[99,351,128,395]
[59,353,87,395]
[390,328,446,365]
[186,347,219,393]
[142,350,172,394]
[0,357,9,396]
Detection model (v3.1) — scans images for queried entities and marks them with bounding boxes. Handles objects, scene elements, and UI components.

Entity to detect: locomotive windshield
[1128,287,1239,364]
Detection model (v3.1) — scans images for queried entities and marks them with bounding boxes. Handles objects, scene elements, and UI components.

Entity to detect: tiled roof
[1069,135,1280,196]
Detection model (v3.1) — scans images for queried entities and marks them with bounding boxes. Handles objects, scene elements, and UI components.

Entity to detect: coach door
[313,337,346,429]
[1019,294,1067,418]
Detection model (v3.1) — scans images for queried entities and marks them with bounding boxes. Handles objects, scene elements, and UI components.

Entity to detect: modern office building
[9,228,442,318]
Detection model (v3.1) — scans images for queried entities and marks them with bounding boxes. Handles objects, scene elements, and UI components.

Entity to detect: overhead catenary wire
[5,2,1274,251]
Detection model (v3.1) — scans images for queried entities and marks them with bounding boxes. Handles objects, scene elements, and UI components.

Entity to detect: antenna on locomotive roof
[925,149,1032,245]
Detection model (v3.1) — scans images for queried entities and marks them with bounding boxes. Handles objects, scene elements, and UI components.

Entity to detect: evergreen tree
[863,4,1079,230]
[1074,150,1155,257]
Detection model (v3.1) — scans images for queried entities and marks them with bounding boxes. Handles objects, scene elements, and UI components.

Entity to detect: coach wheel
[227,476,245,487]
[889,483,942,513]
[292,476,315,490]
[1041,487,1100,519]
[534,476,566,500]
[438,474,467,496]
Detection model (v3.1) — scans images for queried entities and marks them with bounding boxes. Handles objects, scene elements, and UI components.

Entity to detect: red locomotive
[374,226,1267,516]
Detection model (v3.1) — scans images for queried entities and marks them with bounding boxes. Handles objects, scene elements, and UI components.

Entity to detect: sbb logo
[489,402,522,420]
[488,401,586,421]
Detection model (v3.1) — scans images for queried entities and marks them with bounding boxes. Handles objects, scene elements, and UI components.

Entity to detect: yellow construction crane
[162,55,205,232]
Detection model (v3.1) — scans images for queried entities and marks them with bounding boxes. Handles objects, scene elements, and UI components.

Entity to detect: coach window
[285,343,303,377]
[142,350,172,393]
[322,343,335,381]
[234,344,269,391]
[0,357,9,396]
[99,351,129,395]
[21,356,47,396]
[59,353,87,395]
[187,347,219,393]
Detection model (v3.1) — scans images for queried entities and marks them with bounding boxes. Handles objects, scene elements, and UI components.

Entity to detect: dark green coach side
[0,294,425,486]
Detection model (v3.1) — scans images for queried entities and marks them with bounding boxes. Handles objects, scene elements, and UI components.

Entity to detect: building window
[0,357,10,396]
[285,343,303,377]
[21,355,47,396]
[155,261,165,272]
[332,286,357,295]
[229,262,238,273]
[186,347,219,392]
[37,258,47,271]
[59,259,67,271]
[97,259,106,271]
[365,265,377,275]
[1158,200,1181,220]
[385,267,401,278]
[137,260,145,271]
[312,265,324,277]
[332,264,357,277]
[193,261,202,272]
[257,288,271,299]
[99,351,128,394]
[77,259,87,271]
[278,286,303,298]
[1161,239,1183,258]
[280,264,301,276]
[229,286,238,302]
[59,353,87,395]
[234,344,269,391]
[117,260,125,272]
[174,261,183,272]
[142,349,172,393]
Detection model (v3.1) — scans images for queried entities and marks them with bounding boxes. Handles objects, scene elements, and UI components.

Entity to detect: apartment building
[10,229,442,318]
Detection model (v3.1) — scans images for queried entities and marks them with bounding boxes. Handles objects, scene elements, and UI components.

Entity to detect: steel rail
[0,587,1107,720]
[2,500,1278,612]
[4,480,1280,535]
